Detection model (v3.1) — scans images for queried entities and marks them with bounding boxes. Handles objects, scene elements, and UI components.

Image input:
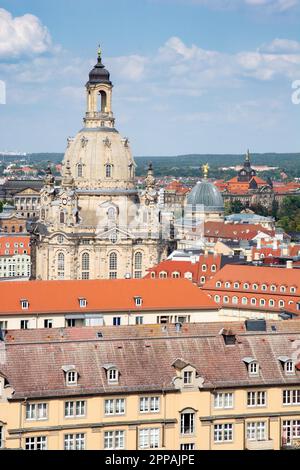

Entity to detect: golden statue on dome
[202,163,210,179]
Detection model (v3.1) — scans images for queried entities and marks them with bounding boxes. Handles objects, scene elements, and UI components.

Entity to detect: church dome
[187,180,224,212]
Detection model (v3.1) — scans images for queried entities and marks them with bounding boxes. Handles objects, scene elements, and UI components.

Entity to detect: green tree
[277,196,300,233]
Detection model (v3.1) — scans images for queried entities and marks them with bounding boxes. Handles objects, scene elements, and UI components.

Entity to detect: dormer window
[285,361,295,375]
[79,298,87,308]
[249,362,259,376]
[225,282,231,288]
[62,365,78,386]
[135,296,143,307]
[66,371,78,386]
[21,299,29,310]
[216,281,222,288]
[183,371,193,385]
[243,358,259,377]
[278,357,296,376]
[108,368,119,384]
[243,283,249,290]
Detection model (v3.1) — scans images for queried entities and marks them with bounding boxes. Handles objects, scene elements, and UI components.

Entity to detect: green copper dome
[187,180,224,212]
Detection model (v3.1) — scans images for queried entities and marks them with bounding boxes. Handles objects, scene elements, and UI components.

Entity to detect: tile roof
[145,254,222,284]
[204,221,273,240]
[2,321,300,399]
[0,278,217,316]
[0,236,31,256]
[202,264,300,314]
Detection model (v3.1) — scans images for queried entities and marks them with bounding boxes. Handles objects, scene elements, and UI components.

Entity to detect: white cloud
[161,0,299,11]
[0,8,52,59]
[259,38,300,53]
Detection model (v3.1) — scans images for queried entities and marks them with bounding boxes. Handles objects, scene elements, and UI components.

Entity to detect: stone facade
[31,51,172,281]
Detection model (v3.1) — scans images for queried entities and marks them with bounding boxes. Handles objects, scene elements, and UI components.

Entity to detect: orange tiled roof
[0,278,218,316]
[0,236,31,256]
[146,255,222,283]
[203,264,300,314]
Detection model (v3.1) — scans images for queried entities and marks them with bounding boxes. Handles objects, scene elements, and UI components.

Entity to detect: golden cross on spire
[202,163,209,179]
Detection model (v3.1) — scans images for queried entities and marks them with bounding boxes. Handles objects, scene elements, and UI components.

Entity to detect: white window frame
[214,392,234,410]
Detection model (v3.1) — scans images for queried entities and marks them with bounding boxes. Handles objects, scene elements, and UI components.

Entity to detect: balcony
[246,439,274,450]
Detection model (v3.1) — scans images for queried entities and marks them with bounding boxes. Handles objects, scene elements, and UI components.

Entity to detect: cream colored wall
[2,386,300,450]
[0,309,220,330]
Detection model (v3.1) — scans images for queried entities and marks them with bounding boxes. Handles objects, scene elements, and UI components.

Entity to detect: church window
[98,90,107,113]
[108,207,116,221]
[109,252,118,279]
[134,252,143,279]
[60,212,65,224]
[105,164,112,178]
[57,253,65,279]
[12,226,15,233]
[77,164,83,178]
[81,253,90,280]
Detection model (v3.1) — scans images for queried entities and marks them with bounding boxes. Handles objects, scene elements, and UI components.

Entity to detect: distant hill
[2,152,300,178]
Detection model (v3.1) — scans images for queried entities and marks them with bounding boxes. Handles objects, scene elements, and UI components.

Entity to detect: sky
[0,0,299,156]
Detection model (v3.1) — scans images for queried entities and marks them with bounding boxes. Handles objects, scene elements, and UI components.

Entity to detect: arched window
[109,252,118,279]
[11,226,15,233]
[57,252,65,279]
[108,207,116,221]
[105,164,112,178]
[81,253,90,280]
[77,164,83,178]
[60,212,65,224]
[134,252,143,279]
[232,296,238,304]
[4,226,8,233]
[98,90,107,113]
[19,226,23,233]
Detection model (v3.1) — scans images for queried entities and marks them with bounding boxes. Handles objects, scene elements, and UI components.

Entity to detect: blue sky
[0,0,299,155]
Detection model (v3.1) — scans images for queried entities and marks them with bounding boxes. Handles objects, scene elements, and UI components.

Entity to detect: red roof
[0,236,31,256]
[146,255,222,284]
[0,278,218,316]
[203,264,300,314]
[204,221,273,240]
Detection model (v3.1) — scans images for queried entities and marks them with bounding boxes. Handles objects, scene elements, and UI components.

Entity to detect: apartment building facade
[1,321,300,450]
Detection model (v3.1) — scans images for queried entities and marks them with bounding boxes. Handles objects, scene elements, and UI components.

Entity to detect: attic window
[21,299,29,310]
[285,361,295,375]
[108,368,119,384]
[183,370,193,385]
[66,371,78,386]
[278,357,295,376]
[79,298,87,308]
[243,358,259,377]
[135,296,143,307]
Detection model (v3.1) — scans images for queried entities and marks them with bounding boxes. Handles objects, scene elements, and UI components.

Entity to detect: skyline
[0,0,299,155]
